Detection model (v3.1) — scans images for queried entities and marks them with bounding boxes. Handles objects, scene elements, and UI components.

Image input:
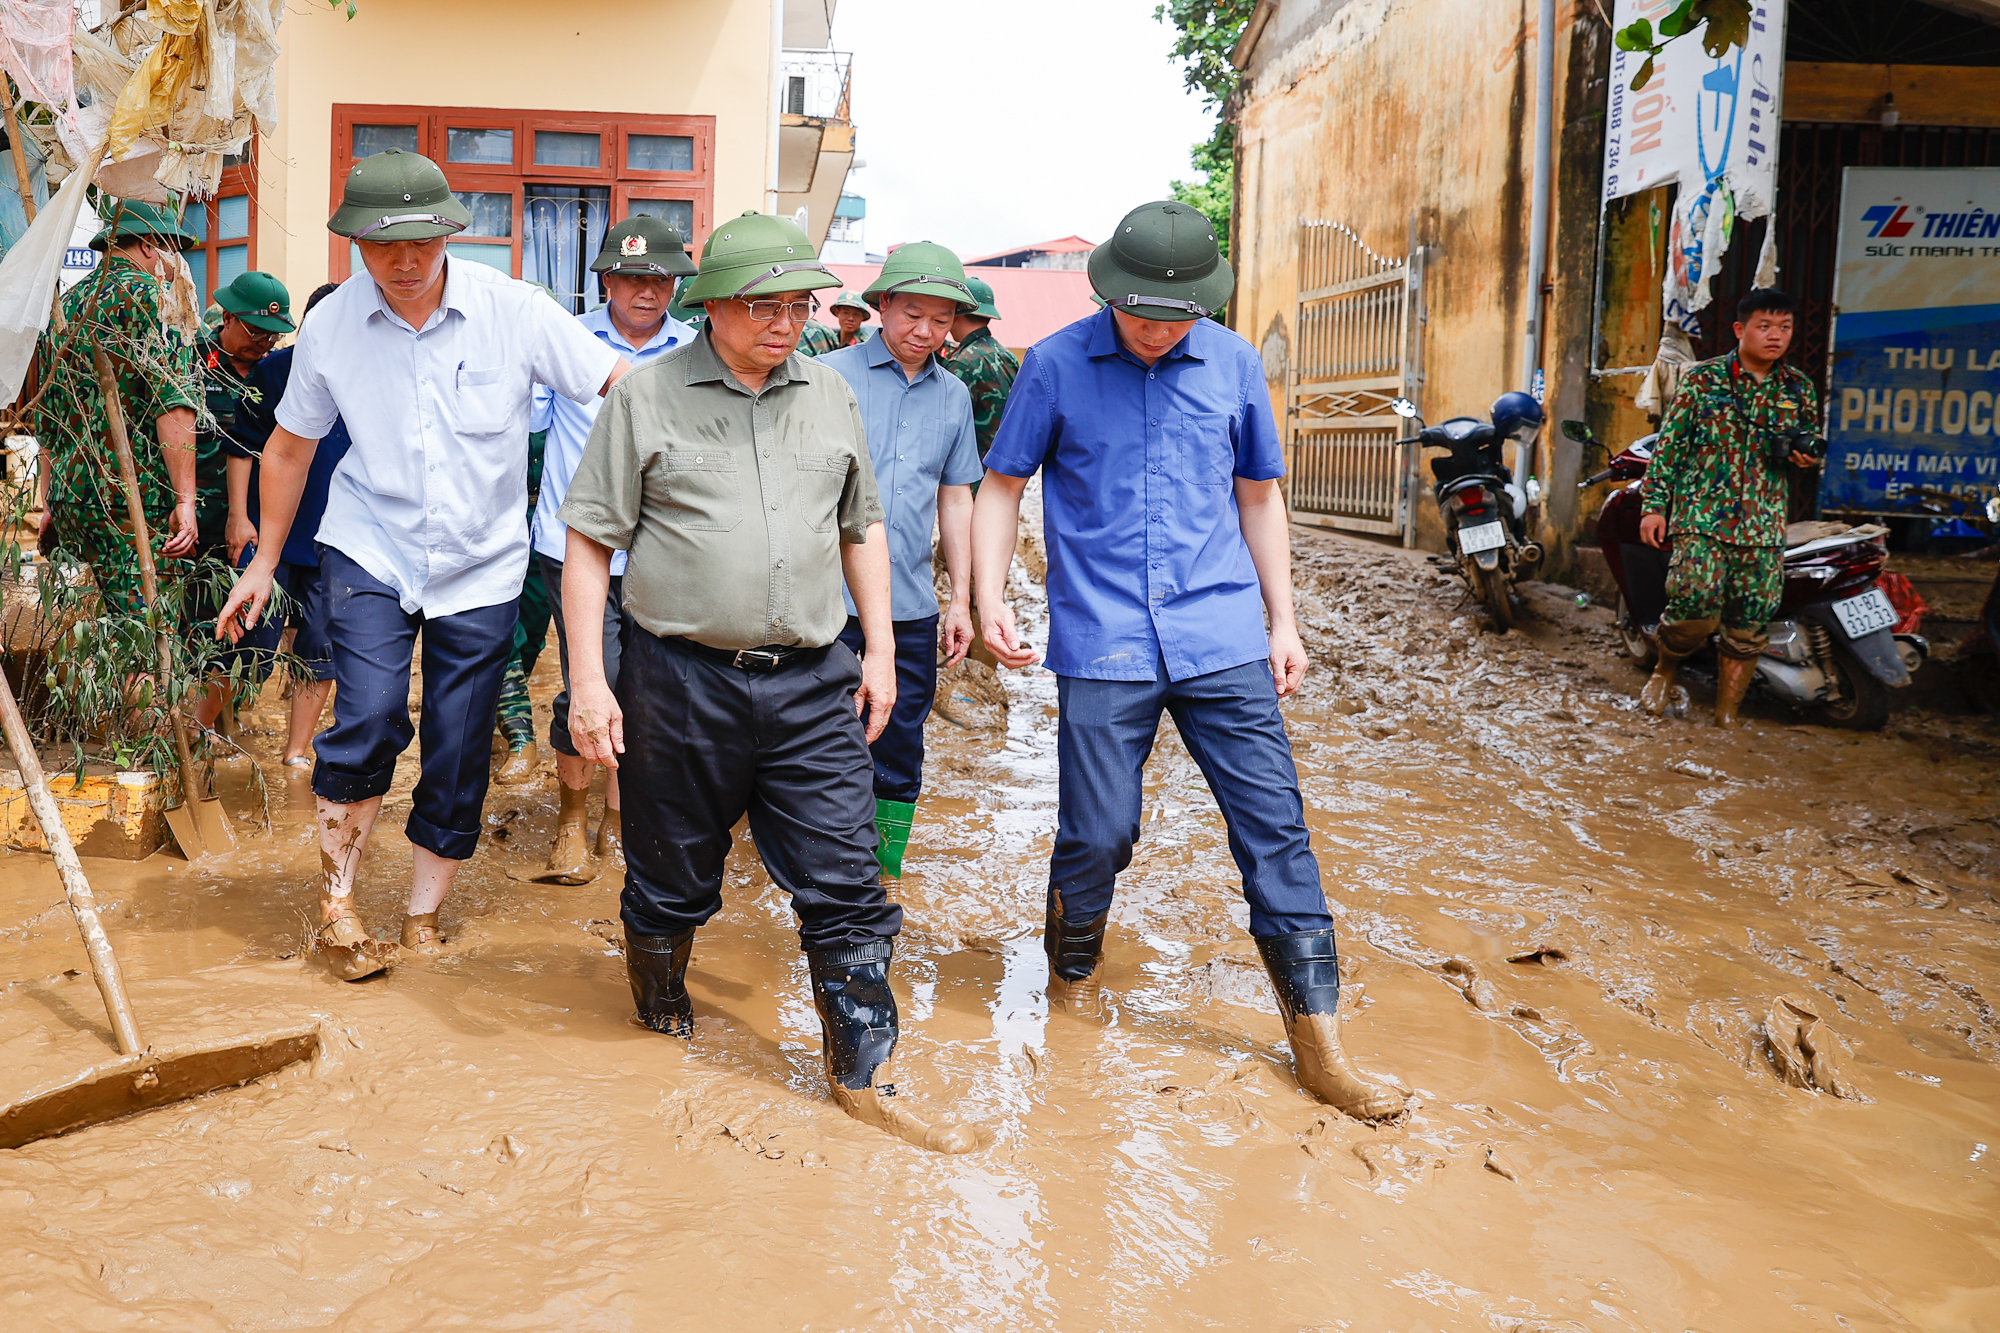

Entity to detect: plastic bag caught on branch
[0,0,78,130]
[108,0,208,158]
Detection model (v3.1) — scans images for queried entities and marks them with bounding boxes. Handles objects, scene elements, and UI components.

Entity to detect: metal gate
[1286,221,1425,539]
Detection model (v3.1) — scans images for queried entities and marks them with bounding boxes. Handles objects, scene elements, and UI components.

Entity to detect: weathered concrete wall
[1233,0,1607,563]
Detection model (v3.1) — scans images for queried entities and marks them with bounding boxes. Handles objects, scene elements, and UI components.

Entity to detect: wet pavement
[1,523,1996,1331]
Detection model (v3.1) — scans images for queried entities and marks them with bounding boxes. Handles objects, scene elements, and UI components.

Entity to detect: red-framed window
[329,105,714,312]
[185,147,257,307]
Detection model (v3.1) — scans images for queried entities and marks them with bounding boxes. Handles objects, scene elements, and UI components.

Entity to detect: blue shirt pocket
[1178,411,1232,486]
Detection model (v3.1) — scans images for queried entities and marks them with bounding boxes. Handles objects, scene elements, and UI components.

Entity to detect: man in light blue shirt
[527,216,697,882]
[820,243,983,878]
[973,202,1406,1122]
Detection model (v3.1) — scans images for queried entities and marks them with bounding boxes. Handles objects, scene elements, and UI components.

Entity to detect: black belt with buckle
[666,636,815,673]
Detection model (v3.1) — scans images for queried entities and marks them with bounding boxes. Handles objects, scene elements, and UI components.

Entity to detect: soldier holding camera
[1638,288,1823,726]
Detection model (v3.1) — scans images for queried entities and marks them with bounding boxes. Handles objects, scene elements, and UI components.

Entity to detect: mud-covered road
[2,523,1997,1332]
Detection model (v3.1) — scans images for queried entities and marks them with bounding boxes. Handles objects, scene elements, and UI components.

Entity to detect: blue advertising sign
[1823,167,2000,516]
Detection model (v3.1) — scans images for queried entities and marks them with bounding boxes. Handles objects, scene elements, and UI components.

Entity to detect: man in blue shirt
[973,202,1405,1122]
[228,282,350,769]
[821,243,983,878]
[526,216,697,882]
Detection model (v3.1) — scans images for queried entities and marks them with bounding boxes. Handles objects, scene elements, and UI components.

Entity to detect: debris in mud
[1482,1145,1519,1181]
[1440,958,1504,1012]
[1506,946,1570,967]
[488,1134,529,1163]
[1764,994,1869,1101]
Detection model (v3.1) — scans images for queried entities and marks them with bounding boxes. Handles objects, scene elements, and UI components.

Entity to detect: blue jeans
[312,548,518,860]
[1051,658,1333,937]
[836,614,938,804]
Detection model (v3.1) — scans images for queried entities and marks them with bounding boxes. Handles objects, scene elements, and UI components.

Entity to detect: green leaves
[1152,0,1259,108]
[1614,0,1752,90]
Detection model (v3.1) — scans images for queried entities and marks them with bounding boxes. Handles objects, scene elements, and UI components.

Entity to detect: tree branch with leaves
[1152,0,1255,259]
[1614,0,1751,90]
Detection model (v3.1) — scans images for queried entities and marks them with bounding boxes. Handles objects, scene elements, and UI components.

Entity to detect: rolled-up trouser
[1663,534,1782,639]
[835,613,938,804]
[1050,655,1335,938]
[312,547,518,860]
[616,622,902,952]
[536,553,624,757]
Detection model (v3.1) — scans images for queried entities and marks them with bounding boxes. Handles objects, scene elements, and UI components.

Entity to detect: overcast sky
[829,0,1218,258]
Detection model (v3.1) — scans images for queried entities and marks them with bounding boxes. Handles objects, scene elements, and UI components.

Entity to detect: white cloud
[829,0,1218,257]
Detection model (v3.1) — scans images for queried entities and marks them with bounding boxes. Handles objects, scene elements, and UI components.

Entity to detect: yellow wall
[259,0,776,302]
[1233,1,1599,555]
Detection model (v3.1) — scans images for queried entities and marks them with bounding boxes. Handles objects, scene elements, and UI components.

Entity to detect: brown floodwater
[2,523,1997,1332]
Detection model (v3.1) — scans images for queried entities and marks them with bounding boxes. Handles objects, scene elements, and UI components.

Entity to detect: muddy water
[2,526,1998,1331]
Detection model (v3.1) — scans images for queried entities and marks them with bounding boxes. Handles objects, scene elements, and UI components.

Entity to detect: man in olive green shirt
[558,212,990,1156]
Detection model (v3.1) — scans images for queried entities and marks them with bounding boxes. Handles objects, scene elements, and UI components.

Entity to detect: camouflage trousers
[1663,535,1783,635]
[49,500,172,617]
[495,552,555,749]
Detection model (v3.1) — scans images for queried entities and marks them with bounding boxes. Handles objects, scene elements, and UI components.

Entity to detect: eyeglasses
[737,297,819,323]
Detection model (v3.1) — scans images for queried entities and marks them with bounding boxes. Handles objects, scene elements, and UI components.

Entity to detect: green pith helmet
[667,286,707,326]
[964,274,1001,321]
[592,216,697,278]
[327,149,471,242]
[90,198,197,252]
[213,270,295,333]
[1088,201,1233,322]
[829,290,871,315]
[679,210,838,304]
[864,240,974,311]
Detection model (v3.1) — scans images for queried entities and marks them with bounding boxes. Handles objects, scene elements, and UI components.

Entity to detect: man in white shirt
[217,149,629,979]
[524,216,696,883]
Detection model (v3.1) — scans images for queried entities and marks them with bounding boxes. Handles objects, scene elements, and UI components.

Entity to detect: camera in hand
[1771,425,1827,467]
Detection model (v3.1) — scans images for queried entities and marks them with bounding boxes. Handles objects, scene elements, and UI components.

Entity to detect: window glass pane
[352,124,419,157]
[533,130,600,169]
[222,148,250,169]
[447,127,514,166]
[627,134,694,173]
[217,194,249,240]
[523,185,611,313]
[452,190,512,238]
[217,243,249,291]
[627,198,694,243]
[447,242,512,274]
[191,253,209,307]
[183,205,206,243]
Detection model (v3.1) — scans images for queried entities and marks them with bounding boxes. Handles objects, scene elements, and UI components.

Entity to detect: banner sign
[1821,167,2000,516]
[1602,0,1787,328]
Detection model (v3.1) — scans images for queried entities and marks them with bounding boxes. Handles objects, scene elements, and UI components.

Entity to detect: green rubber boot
[874,799,915,878]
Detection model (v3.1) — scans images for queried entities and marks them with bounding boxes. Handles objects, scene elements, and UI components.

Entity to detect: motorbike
[1566,420,1922,730]
[1391,393,1545,629]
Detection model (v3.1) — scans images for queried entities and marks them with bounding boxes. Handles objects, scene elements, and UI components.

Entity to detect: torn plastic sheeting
[0,161,95,405]
[108,0,209,159]
[0,0,78,129]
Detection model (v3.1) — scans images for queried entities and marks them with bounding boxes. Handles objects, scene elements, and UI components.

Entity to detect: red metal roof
[825,263,1099,354]
[960,235,1097,265]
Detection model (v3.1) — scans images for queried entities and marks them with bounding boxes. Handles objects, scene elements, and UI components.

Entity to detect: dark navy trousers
[836,614,938,804]
[312,547,518,860]
[616,622,902,951]
[1050,657,1335,937]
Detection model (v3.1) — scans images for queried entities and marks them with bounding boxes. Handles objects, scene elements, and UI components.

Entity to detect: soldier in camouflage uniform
[192,271,293,729]
[1639,288,1821,726]
[34,201,202,616]
[945,275,1018,459]
[798,290,871,357]
[493,426,554,783]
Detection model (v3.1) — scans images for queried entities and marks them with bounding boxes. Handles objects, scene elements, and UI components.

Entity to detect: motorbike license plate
[1832,587,1897,638]
[1458,520,1507,555]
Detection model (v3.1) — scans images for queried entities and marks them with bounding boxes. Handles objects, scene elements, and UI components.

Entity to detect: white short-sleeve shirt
[275,262,622,618]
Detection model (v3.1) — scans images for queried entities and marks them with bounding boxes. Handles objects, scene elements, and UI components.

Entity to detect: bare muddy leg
[317,794,392,981]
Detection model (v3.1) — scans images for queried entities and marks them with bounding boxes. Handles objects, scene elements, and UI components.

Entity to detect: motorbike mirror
[1988,494,2000,524]
[1390,398,1419,418]
[1561,419,1594,444]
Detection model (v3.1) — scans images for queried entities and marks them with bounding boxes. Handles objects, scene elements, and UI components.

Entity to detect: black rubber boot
[1255,929,1408,1121]
[625,926,695,1037]
[1043,904,1109,1015]
[807,939,994,1154]
[808,940,899,1090]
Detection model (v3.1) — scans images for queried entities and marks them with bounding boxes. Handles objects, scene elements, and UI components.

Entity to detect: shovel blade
[0,1024,319,1150]
[163,801,203,859]
[190,795,237,853]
